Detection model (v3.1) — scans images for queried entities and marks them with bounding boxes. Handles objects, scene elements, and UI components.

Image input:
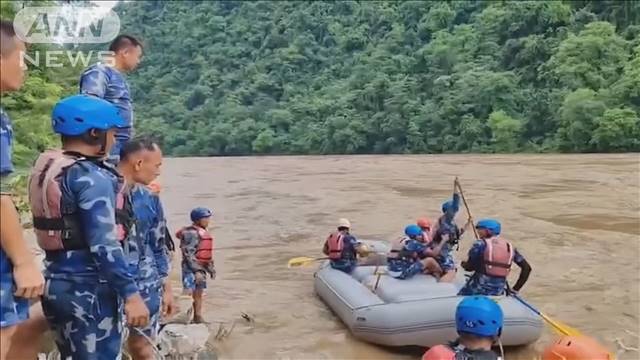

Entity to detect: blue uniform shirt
[79,63,133,160]
[43,160,139,300]
[130,185,169,288]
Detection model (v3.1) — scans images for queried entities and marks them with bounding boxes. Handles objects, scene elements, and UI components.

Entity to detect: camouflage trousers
[42,278,123,360]
[129,280,161,339]
[458,273,507,296]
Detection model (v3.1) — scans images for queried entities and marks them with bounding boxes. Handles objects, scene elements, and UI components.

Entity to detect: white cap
[338,218,351,228]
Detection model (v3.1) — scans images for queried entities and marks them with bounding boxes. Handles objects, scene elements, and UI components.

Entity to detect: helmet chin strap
[97,130,108,156]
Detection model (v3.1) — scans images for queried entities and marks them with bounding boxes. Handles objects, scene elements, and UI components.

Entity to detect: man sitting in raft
[422,296,504,360]
[458,219,532,296]
[322,218,367,273]
[387,225,428,279]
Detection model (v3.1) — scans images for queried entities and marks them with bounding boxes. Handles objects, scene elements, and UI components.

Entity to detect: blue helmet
[475,218,501,235]
[404,224,423,238]
[456,296,504,337]
[52,95,127,136]
[190,207,212,222]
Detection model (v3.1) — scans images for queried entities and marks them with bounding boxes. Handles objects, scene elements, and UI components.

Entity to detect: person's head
[119,137,162,186]
[337,218,351,232]
[54,95,127,157]
[109,34,143,72]
[0,20,27,92]
[455,296,503,350]
[542,336,612,360]
[404,224,423,241]
[191,207,212,228]
[416,217,431,232]
[475,219,501,239]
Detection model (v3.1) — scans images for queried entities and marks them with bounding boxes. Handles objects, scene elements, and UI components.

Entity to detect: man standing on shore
[80,34,143,165]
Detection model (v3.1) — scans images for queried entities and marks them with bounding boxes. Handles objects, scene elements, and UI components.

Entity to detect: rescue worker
[80,34,143,164]
[322,218,367,273]
[458,219,532,296]
[0,20,45,360]
[118,138,175,359]
[177,207,215,324]
[542,336,612,360]
[30,95,149,359]
[422,296,504,360]
[417,217,432,242]
[387,225,428,279]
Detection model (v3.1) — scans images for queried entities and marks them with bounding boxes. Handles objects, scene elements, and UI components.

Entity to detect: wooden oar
[454,177,478,239]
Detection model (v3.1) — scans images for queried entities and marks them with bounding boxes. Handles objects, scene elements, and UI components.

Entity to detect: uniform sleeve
[79,66,108,98]
[451,192,460,213]
[0,111,14,182]
[180,230,203,272]
[71,167,138,299]
[150,195,169,279]
[464,240,485,270]
[513,248,526,264]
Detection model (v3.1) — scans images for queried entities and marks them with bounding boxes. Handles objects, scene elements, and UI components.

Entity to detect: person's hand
[13,260,45,299]
[125,293,150,327]
[161,283,177,317]
[464,217,474,229]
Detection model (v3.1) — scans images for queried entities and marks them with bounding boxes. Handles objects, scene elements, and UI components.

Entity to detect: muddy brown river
[36,154,640,359]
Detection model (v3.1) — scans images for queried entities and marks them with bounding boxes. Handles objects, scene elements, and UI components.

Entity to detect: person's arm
[71,168,138,300]
[79,66,108,98]
[512,249,532,292]
[180,230,205,272]
[461,240,483,271]
[0,195,44,299]
[150,195,169,282]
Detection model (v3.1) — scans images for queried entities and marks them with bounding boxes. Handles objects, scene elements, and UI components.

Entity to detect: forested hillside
[119,1,640,155]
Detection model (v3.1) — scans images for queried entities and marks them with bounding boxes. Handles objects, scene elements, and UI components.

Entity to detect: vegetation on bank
[1,1,639,173]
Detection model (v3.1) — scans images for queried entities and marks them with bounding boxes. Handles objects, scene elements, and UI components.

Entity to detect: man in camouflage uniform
[118,138,174,359]
[459,219,532,296]
[35,95,149,359]
[80,34,143,165]
[0,20,45,359]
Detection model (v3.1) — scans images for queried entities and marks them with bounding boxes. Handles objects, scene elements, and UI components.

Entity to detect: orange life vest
[483,236,514,278]
[177,226,214,265]
[28,149,131,251]
[326,231,345,260]
[422,345,455,360]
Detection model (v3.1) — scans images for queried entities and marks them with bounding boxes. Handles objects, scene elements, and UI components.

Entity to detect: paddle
[454,177,478,239]
[287,256,329,268]
[509,292,582,336]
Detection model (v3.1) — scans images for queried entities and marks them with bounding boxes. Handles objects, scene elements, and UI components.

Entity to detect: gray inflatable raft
[314,254,543,347]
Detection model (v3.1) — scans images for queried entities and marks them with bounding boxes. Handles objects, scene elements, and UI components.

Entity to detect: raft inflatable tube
[314,243,543,347]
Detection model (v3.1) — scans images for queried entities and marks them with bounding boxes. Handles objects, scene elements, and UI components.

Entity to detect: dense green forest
[2,1,640,162]
[121,1,640,155]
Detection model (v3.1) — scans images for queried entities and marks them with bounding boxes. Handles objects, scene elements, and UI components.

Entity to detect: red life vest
[423,344,499,360]
[28,149,131,251]
[483,236,514,278]
[177,226,214,265]
[422,345,455,360]
[326,231,345,260]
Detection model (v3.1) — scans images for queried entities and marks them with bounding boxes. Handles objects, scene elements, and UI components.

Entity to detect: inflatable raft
[314,242,543,347]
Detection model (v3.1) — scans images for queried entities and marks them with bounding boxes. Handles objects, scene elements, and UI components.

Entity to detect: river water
[156,154,639,359]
